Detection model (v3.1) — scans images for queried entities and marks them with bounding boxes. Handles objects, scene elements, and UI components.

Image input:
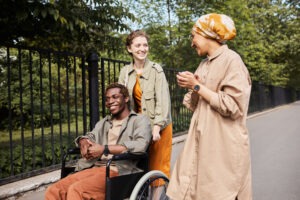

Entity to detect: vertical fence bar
[101,58,105,118]
[66,56,71,142]
[47,51,55,165]
[18,47,25,172]
[29,50,36,169]
[7,47,14,176]
[39,52,45,167]
[113,62,116,82]
[87,52,99,129]
[57,54,63,159]
[73,56,79,137]
[81,56,87,135]
[107,60,111,85]
[118,62,121,73]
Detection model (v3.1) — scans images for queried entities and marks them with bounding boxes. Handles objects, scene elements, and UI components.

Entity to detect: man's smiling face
[105,87,129,116]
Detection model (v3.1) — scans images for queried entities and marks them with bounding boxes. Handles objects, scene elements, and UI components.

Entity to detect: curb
[0,170,60,199]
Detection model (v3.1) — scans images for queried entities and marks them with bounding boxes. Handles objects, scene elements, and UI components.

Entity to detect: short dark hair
[105,83,129,99]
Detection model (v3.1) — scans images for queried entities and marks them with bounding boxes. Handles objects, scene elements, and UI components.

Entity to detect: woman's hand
[176,71,200,89]
[152,125,161,141]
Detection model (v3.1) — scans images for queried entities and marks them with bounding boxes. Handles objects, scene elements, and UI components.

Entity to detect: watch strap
[104,145,110,156]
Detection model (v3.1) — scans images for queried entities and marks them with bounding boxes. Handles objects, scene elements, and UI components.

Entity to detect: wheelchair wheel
[129,170,169,200]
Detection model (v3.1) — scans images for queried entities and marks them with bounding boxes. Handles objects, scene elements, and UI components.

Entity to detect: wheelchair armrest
[61,147,81,178]
[111,152,147,161]
[106,152,148,178]
[66,147,81,155]
[62,147,80,164]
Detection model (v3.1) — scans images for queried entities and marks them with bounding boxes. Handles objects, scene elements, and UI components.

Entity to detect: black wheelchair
[61,147,169,200]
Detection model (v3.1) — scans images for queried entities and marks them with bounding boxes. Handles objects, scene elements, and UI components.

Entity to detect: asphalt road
[248,101,300,200]
[16,101,300,200]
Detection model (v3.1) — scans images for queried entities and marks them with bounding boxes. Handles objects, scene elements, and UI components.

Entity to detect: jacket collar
[105,110,137,123]
[128,59,154,80]
[141,59,154,80]
[105,111,138,142]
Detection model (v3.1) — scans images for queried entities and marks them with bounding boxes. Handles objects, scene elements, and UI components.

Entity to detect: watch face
[194,84,200,91]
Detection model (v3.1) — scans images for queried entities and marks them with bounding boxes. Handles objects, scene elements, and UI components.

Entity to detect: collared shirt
[107,118,123,145]
[74,111,152,175]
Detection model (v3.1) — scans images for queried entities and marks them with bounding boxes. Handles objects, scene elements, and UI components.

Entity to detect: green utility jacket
[118,59,172,129]
[74,111,152,175]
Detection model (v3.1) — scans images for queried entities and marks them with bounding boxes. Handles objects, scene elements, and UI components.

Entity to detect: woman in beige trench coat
[166,13,252,200]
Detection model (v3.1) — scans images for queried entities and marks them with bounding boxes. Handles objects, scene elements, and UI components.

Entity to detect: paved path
[248,101,300,200]
[14,101,300,199]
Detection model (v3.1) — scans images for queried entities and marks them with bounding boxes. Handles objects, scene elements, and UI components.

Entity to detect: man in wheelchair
[45,83,152,200]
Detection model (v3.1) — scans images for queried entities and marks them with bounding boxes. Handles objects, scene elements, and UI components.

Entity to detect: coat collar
[207,44,228,61]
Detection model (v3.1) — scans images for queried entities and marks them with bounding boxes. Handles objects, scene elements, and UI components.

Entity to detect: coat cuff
[74,136,89,147]
[209,92,220,110]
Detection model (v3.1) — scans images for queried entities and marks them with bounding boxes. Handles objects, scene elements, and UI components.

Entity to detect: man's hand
[85,140,104,160]
[152,125,161,141]
[79,138,91,158]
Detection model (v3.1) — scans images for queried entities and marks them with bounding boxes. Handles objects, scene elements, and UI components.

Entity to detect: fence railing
[249,82,299,113]
[0,45,299,185]
[0,45,90,185]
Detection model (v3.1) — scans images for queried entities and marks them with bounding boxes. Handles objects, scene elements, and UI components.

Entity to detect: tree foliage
[0,0,134,55]
[0,0,299,88]
[122,0,300,89]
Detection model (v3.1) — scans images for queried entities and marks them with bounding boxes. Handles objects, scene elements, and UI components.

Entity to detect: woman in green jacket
[118,30,172,197]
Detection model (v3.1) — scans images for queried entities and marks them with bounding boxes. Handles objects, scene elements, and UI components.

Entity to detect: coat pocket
[143,90,155,118]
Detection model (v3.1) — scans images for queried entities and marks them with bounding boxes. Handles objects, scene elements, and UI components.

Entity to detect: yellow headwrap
[193,13,236,43]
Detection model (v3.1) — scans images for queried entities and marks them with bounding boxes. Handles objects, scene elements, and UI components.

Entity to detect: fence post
[87,52,99,130]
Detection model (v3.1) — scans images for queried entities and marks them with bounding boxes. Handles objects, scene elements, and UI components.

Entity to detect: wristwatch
[104,145,110,156]
[193,84,201,92]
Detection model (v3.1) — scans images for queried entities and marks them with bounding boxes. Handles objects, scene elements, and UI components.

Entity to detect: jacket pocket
[143,90,155,119]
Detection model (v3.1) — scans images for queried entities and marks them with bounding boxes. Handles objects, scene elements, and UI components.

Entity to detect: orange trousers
[45,167,118,200]
[149,123,172,185]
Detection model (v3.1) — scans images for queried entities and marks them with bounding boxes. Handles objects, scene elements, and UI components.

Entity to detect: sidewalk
[248,101,300,200]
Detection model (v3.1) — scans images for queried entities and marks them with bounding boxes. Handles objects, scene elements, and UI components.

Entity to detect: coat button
[143,108,146,111]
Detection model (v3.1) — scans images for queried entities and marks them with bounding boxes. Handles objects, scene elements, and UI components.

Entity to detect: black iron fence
[249,82,299,113]
[0,45,89,185]
[0,45,299,185]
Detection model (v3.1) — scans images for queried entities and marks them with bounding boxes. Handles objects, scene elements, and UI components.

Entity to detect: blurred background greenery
[1,0,299,89]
